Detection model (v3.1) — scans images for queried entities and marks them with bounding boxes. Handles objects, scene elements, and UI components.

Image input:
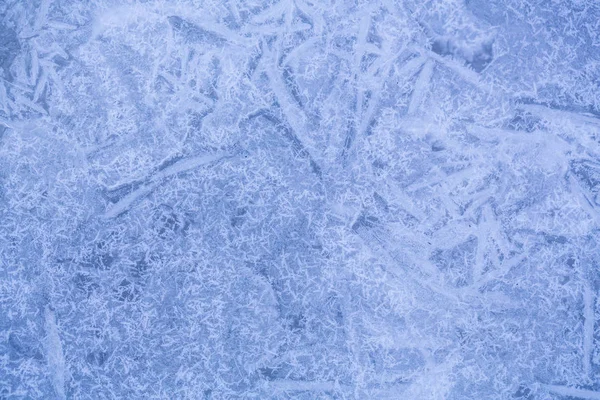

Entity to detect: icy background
[1,0,600,399]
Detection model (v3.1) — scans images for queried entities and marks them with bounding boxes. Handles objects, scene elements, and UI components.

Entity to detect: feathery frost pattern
[1,0,600,398]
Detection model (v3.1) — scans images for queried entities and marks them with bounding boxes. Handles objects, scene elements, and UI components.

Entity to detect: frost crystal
[1,0,600,398]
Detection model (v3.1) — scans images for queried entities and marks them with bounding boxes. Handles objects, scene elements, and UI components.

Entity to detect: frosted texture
[1,0,600,399]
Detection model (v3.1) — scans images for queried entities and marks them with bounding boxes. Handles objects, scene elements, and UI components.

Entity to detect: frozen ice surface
[1,0,600,398]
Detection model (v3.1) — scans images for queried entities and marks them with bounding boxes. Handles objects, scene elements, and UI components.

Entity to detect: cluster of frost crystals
[1,0,600,399]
